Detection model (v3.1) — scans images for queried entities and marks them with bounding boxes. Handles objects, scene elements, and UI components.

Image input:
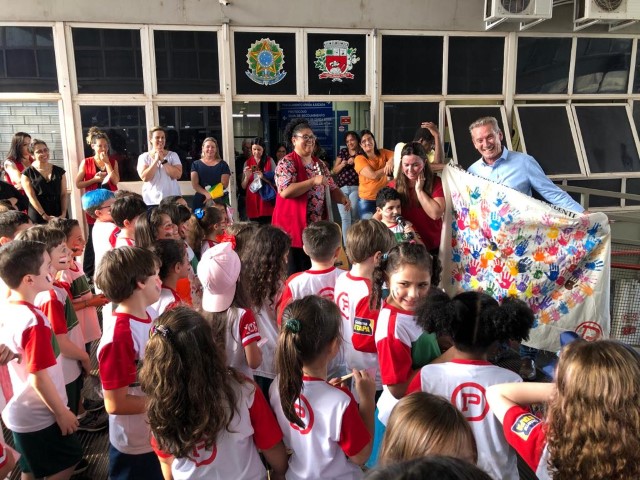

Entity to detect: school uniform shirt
[252,301,278,380]
[269,376,370,480]
[0,301,67,433]
[186,244,202,312]
[151,286,182,317]
[59,260,102,342]
[334,272,382,390]
[407,359,521,480]
[201,239,217,258]
[92,221,119,293]
[374,302,440,425]
[224,307,261,378]
[114,235,135,248]
[35,283,85,385]
[97,310,156,455]
[154,377,282,480]
[385,222,405,243]
[503,405,551,480]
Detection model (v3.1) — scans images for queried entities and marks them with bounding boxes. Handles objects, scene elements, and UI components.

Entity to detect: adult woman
[21,139,67,223]
[75,127,119,279]
[137,126,182,205]
[241,137,276,224]
[331,131,360,245]
[354,130,394,219]
[190,137,230,210]
[272,118,351,274]
[390,142,444,254]
[4,132,32,190]
[274,143,287,164]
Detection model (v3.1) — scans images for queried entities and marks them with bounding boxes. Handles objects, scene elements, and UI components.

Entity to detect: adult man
[468,116,585,380]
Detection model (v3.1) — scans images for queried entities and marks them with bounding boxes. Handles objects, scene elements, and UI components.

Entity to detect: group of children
[0,185,638,480]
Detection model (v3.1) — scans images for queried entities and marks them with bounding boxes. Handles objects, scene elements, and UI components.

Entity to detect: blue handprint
[534,229,544,246]
[538,295,553,311]
[540,281,555,296]
[494,192,506,207]
[558,301,569,315]
[515,238,529,257]
[517,258,532,273]
[545,264,559,282]
[517,275,530,292]
[470,187,481,201]
[584,236,600,251]
[471,246,482,260]
[452,249,461,263]
[489,212,502,231]
[587,223,601,236]
[585,260,604,271]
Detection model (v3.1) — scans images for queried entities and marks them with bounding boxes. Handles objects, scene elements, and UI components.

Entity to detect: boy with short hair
[0,240,82,479]
[95,246,163,479]
[81,189,117,286]
[110,194,147,247]
[276,221,344,327]
[334,219,396,395]
[0,210,31,245]
[375,186,422,244]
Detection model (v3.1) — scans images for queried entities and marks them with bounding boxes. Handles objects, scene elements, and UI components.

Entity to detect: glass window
[516,106,582,175]
[0,27,58,92]
[158,106,223,180]
[625,178,640,206]
[448,106,507,169]
[448,37,504,95]
[154,30,220,94]
[383,102,439,150]
[0,102,63,168]
[79,106,146,181]
[574,38,631,94]
[565,179,621,208]
[73,28,143,94]
[574,105,640,174]
[380,35,443,95]
[516,37,572,94]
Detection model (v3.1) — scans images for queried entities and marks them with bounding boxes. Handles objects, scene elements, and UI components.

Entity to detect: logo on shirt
[336,292,350,320]
[353,317,374,336]
[575,321,603,341]
[451,382,489,422]
[511,413,541,441]
[246,38,286,86]
[190,440,217,467]
[290,394,314,435]
[314,40,360,82]
[318,286,335,300]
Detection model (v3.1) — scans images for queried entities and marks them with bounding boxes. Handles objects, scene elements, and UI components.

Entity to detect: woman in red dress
[241,137,276,224]
[3,131,33,191]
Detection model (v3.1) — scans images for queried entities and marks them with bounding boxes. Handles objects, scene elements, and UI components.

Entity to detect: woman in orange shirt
[354,130,394,219]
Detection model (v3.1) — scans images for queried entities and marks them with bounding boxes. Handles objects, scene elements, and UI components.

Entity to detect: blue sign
[280,102,335,161]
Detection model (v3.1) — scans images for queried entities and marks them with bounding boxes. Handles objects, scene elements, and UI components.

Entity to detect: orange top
[354,148,393,200]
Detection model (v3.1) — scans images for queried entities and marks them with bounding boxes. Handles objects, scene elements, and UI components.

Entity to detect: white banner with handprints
[440,165,610,352]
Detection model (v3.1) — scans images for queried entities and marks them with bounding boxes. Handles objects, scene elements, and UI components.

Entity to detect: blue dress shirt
[467,148,584,213]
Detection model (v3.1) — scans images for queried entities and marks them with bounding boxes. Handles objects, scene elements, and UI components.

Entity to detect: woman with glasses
[354,130,394,219]
[274,143,287,164]
[21,139,67,224]
[4,131,32,191]
[272,118,351,274]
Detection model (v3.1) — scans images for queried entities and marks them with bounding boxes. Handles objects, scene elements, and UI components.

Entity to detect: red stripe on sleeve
[248,381,283,450]
[21,324,57,373]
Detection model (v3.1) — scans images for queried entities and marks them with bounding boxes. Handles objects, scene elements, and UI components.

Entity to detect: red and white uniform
[114,235,135,248]
[0,301,67,433]
[59,260,102,342]
[93,221,119,294]
[151,286,182,317]
[503,405,551,480]
[252,295,280,380]
[97,310,155,454]
[154,377,282,480]
[269,376,370,480]
[334,272,381,390]
[224,307,261,378]
[35,284,85,384]
[201,239,217,258]
[407,359,521,480]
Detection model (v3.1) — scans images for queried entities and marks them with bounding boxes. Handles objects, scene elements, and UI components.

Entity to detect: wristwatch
[161,159,168,165]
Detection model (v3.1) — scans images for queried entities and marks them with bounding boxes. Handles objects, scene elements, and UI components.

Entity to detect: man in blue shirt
[468,116,585,380]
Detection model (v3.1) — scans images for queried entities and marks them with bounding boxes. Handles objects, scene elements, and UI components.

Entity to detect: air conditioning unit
[574,0,640,31]
[484,0,553,30]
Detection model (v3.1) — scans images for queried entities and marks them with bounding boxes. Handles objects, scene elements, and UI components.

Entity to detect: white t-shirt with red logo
[154,377,282,480]
[0,301,67,433]
[503,405,551,480]
[407,359,521,480]
[224,307,261,378]
[269,375,370,480]
[114,235,135,248]
[92,221,119,293]
[151,286,182,317]
[252,300,278,380]
[97,310,155,454]
[334,272,381,390]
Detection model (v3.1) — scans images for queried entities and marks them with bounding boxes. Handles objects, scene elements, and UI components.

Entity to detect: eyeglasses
[34,148,49,154]
[294,134,316,142]
[96,205,112,212]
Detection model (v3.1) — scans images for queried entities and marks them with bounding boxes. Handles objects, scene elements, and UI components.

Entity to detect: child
[150,239,189,316]
[375,187,422,244]
[407,291,534,480]
[94,246,163,479]
[0,210,31,245]
[160,202,195,306]
[134,206,178,250]
[487,340,640,480]
[186,206,227,258]
[277,220,343,327]
[81,188,116,286]
[0,240,82,479]
[365,456,492,480]
[378,392,477,466]
[140,306,288,479]
[110,194,147,247]
[371,242,441,465]
[334,219,396,396]
[270,295,375,479]
[239,224,291,397]
[198,241,262,378]
[51,218,107,345]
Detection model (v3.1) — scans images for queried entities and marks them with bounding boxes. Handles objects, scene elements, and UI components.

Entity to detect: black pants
[83,223,95,280]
